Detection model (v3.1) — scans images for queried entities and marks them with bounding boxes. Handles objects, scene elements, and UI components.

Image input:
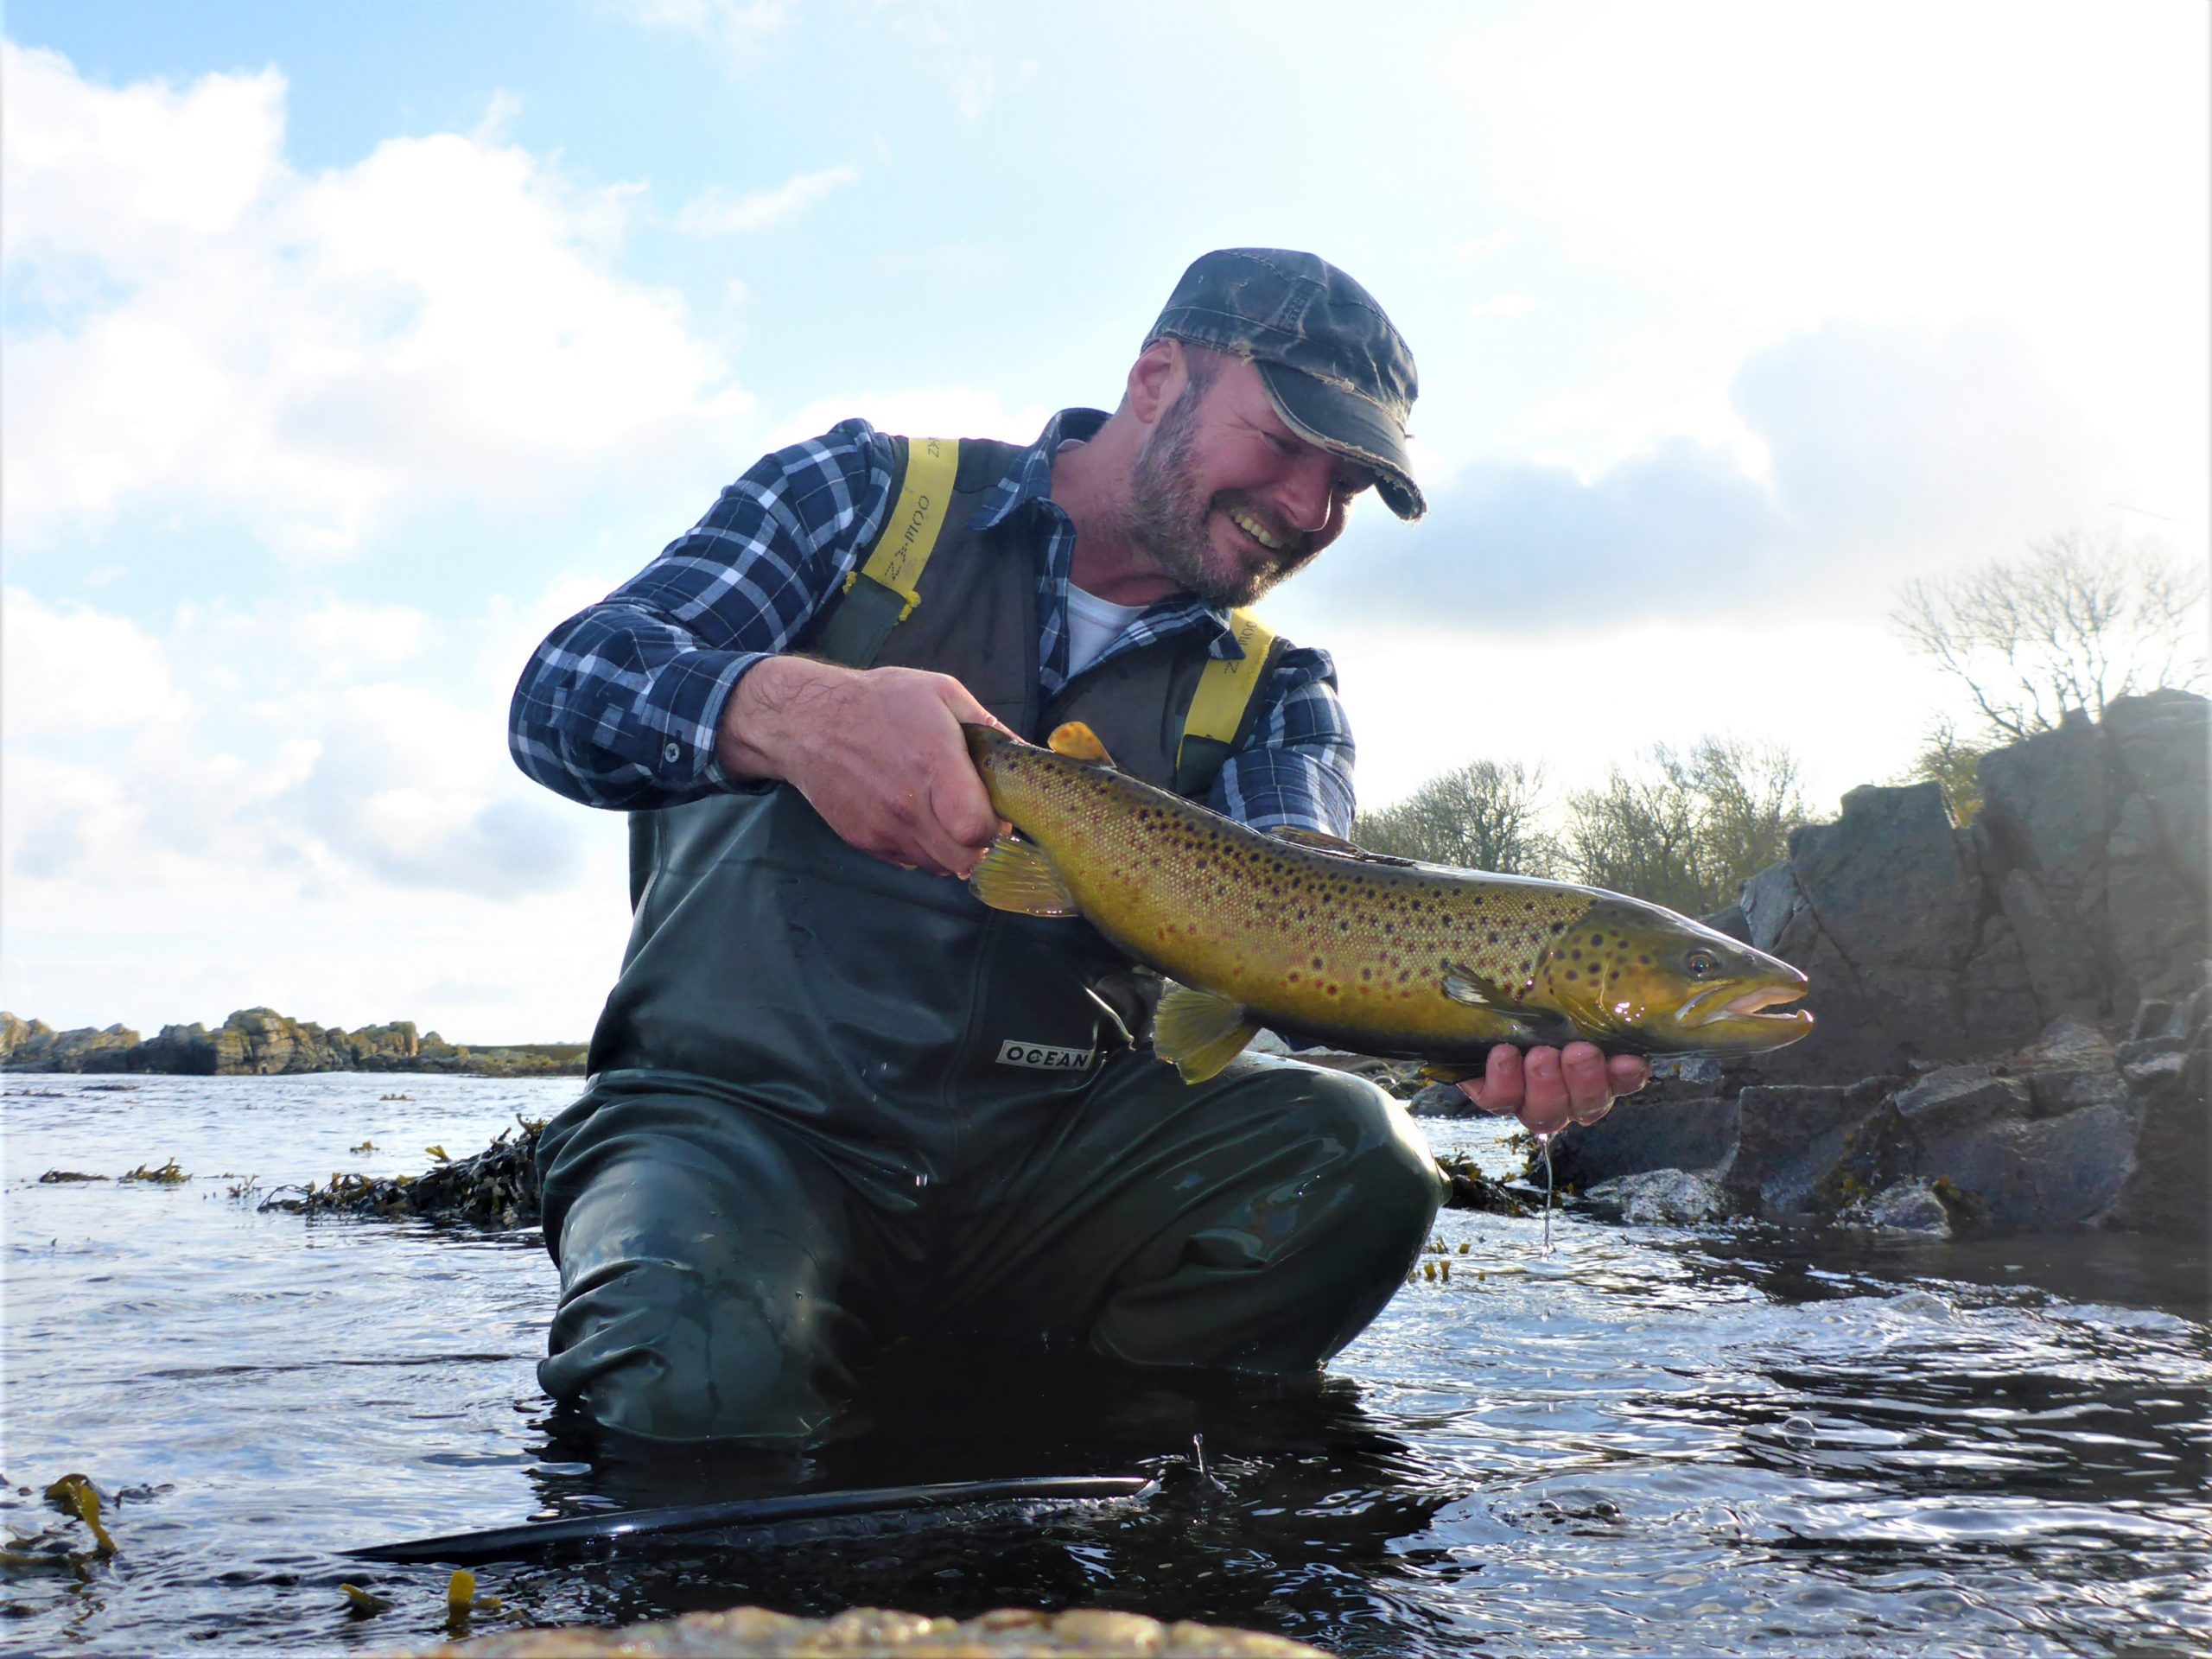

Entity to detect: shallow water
[3,1073,2207,1656]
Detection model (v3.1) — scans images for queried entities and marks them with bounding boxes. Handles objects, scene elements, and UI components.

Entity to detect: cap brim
[1256,360,1426,521]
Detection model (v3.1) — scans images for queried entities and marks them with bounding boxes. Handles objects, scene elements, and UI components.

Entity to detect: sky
[3,0,2206,1044]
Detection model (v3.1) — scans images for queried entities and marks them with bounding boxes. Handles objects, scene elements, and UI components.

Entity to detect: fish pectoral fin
[1417,1062,1484,1084]
[1151,982,1258,1083]
[1440,963,1516,1010]
[1267,826,1415,866]
[1047,721,1119,768]
[1438,965,1557,1044]
[969,836,1081,917]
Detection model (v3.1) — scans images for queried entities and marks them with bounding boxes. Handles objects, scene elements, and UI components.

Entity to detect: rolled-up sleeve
[509,422,896,809]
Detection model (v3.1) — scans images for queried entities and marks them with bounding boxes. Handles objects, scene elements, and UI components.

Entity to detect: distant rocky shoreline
[0,1006,586,1078]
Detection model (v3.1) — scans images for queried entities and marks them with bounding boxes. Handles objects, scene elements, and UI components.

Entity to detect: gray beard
[1121,393,1314,609]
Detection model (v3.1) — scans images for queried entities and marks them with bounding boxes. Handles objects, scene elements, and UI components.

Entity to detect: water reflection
[508,1355,1462,1649]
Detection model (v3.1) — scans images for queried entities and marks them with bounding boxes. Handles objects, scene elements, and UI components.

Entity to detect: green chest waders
[536,438,1443,1444]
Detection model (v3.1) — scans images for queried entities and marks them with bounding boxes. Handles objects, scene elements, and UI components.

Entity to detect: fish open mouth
[1681,981,1812,1028]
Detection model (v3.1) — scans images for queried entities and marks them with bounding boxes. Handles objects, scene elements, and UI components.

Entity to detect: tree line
[1351,739,1807,920]
[1351,527,2205,914]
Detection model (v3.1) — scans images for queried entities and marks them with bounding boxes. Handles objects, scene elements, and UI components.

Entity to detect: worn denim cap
[1146,247,1425,520]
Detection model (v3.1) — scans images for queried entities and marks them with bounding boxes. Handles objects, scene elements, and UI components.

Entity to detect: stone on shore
[400,1604,1327,1656]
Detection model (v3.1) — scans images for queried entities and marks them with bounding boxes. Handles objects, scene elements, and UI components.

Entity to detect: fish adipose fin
[1048,722,1119,767]
[1152,982,1257,1083]
[1267,826,1415,866]
[969,836,1081,917]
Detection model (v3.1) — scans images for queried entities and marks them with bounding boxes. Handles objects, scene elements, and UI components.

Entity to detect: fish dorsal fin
[1151,982,1257,1084]
[1047,722,1118,767]
[969,836,1080,917]
[1267,826,1416,866]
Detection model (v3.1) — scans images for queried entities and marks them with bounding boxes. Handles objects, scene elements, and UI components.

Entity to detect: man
[510,248,1645,1446]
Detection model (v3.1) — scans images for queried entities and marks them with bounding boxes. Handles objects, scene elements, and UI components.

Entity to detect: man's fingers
[1459,1045,1525,1116]
[1458,1044,1650,1134]
[1608,1055,1651,1096]
[1516,1046,1572,1135]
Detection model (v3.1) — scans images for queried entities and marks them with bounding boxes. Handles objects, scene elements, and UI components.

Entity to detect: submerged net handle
[350,1474,1154,1566]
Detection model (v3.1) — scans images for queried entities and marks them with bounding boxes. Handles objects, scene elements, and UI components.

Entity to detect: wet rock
[1726,1077,1900,1219]
[402,1603,1329,1656]
[2016,1017,2130,1119]
[1892,1065,2031,1136]
[1847,1178,1954,1236]
[1583,1167,1727,1224]
[1924,1103,2139,1230]
[1408,1081,1476,1118]
[2111,999,2210,1233]
[1546,1091,1738,1190]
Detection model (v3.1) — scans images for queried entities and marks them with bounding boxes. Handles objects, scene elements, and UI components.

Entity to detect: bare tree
[1353,759,1560,874]
[1564,738,1809,916]
[1561,762,1706,914]
[1896,715,1986,824]
[1891,529,2208,744]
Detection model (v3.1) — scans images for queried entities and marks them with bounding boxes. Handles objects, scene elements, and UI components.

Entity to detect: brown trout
[964,722,1812,1082]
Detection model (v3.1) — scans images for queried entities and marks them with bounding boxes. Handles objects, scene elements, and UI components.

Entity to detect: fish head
[1534,896,1813,1056]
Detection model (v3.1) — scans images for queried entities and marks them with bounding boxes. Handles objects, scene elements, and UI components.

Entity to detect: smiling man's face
[1123,351,1372,609]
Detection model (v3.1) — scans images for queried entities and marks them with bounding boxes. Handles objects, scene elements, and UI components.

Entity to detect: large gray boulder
[1742,783,2003,1083]
[1725,1077,1901,1218]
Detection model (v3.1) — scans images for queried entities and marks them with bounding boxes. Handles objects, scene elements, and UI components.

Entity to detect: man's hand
[1459,1042,1649,1136]
[716,657,1010,877]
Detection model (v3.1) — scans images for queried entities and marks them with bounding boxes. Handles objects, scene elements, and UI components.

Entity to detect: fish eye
[1686,950,1719,979]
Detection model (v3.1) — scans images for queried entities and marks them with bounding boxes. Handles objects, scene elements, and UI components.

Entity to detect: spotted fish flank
[965,722,1814,1083]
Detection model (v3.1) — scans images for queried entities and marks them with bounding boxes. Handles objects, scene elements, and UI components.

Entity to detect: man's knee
[540,1251,837,1444]
[1281,1063,1445,1248]
[535,1103,857,1445]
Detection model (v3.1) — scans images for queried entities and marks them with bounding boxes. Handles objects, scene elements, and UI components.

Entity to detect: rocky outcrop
[0,1007,585,1078]
[1554,691,2209,1236]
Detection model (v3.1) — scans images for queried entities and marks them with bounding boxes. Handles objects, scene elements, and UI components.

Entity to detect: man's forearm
[713,654,854,785]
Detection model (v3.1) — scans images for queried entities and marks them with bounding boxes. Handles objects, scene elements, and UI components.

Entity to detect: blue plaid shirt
[509,410,1357,834]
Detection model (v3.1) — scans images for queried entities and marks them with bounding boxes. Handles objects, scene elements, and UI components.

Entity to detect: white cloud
[1469,293,1541,320]
[1440,0,2209,527]
[0,42,757,560]
[765,385,1055,453]
[1,581,637,1040]
[1300,318,2132,634]
[599,0,786,60]
[676,165,859,235]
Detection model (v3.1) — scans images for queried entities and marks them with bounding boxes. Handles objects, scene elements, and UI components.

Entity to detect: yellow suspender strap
[848,436,959,619]
[814,437,959,668]
[1173,608,1280,798]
